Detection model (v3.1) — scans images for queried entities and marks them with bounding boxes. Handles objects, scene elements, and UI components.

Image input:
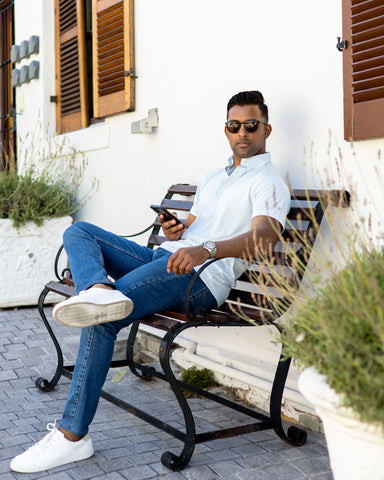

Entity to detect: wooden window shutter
[55,0,88,134]
[342,0,384,140]
[92,0,135,118]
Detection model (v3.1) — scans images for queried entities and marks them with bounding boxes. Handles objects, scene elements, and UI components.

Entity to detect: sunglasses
[225,119,268,134]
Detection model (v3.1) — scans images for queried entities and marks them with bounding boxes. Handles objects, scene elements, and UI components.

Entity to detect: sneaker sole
[53,299,134,328]
[10,434,94,473]
[11,445,94,473]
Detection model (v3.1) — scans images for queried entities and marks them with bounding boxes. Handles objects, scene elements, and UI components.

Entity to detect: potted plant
[0,132,96,308]
[265,237,384,480]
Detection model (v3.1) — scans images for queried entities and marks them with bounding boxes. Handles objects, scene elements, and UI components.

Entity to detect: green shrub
[0,130,97,228]
[280,246,384,430]
[181,366,216,398]
[0,170,75,228]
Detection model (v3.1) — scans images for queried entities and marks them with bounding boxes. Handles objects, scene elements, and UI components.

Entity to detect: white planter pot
[298,367,384,480]
[0,217,72,308]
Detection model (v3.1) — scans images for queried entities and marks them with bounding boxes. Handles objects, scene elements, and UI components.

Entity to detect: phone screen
[150,205,183,225]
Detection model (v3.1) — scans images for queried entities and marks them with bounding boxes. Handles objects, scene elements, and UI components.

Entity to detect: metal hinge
[336,37,347,52]
[124,69,138,78]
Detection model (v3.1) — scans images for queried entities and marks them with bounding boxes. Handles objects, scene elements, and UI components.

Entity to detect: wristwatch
[203,241,217,259]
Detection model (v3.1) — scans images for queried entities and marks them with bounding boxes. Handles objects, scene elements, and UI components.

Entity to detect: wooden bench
[35,184,351,471]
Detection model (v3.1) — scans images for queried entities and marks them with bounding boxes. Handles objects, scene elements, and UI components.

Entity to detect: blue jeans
[59,222,217,436]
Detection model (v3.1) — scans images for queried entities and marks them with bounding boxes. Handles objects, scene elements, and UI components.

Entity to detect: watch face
[204,241,217,258]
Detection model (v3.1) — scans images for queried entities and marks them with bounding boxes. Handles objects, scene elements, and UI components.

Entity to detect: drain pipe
[171,339,309,415]
[138,324,312,416]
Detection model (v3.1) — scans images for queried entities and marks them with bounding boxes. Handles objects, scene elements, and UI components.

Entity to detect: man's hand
[159,214,186,241]
[167,245,209,275]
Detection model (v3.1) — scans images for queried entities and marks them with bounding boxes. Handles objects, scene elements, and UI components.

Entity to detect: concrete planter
[298,367,384,480]
[0,217,72,308]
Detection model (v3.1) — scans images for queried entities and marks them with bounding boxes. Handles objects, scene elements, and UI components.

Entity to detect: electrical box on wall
[29,61,39,80]
[19,40,29,59]
[11,35,40,87]
[28,35,39,56]
[19,65,29,84]
[11,44,20,63]
[11,69,20,87]
[131,108,159,134]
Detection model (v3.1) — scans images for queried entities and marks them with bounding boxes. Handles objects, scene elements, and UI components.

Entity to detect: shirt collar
[225,152,271,175]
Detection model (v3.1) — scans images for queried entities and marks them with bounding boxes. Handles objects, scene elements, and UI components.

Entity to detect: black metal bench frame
[34,184,350,471]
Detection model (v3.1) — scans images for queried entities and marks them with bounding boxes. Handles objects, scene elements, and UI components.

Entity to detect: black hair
[227,91,268,121]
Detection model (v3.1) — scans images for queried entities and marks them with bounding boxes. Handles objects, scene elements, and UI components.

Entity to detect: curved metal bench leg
[270,351,307,446]
[125,321,155,380]
[158,327,196,471]
[35,287,64,392]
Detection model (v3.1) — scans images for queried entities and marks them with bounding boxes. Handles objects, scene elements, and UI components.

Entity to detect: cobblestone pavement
[0,306,333,480]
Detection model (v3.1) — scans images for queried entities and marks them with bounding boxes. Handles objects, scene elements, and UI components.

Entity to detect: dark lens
[226,121,241,134]
[244,120,259,133]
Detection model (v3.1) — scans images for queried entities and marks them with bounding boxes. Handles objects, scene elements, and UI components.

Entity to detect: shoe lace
[47,421,57,433]
[26,421,59,454]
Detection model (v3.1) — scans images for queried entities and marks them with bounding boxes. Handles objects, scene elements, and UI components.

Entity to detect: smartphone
[150,204,184,225]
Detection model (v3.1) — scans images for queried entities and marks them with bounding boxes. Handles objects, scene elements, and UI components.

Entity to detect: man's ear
[265,124,272,139]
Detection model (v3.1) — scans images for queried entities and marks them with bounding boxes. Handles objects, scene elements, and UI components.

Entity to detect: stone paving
[0,306,333,480]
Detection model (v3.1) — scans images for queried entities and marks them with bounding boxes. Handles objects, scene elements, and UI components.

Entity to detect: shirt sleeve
[250,176,291,231]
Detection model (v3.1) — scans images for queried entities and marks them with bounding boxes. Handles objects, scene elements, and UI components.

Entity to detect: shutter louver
[343,0,384,140]
[55,0,88,133]
[93,0,135,118]
[352,1,384,103]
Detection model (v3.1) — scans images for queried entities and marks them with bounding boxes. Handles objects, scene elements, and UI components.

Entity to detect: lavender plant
[0,130,97,228]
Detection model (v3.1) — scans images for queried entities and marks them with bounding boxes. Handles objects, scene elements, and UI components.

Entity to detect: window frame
[54,0,135,135]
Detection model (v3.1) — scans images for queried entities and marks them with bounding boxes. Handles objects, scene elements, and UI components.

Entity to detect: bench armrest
[183,259,218,322]
[54,244,71,282]
[121,223,155,239]
[53,223,156,283]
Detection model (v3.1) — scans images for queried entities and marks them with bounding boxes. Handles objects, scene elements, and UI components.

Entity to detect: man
[10,90,290,473]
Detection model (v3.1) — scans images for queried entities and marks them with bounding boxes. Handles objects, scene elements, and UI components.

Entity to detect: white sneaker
[52,287,134,328]
[10,422,94,473]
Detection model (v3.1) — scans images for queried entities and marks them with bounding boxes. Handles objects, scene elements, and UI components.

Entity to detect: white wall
[14,0,384,417]
[15,0,384,236]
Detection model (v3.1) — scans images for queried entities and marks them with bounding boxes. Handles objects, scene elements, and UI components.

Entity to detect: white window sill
[56,122,110,152]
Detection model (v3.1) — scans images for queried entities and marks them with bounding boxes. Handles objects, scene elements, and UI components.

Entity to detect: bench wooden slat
[168,184,197,195]
[140,313,184,331]
[160,199,194,211]
[290,188,351,207]
[165,185,352,208]
[147,234,168,247]
[45,280,75,298]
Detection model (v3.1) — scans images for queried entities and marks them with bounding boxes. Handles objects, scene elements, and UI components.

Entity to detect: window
[54,0,135,134]
[342,0,384,141]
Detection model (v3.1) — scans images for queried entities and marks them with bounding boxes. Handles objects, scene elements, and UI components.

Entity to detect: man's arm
[167,215,281,275]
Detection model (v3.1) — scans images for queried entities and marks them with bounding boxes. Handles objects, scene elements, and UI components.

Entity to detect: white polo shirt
[161,152,290,306]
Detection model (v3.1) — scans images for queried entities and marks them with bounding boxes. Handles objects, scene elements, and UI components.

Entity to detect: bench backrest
[147,184,350,322]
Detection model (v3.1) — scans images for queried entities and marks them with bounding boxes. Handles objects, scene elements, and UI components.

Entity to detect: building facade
[4,0,384,421]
